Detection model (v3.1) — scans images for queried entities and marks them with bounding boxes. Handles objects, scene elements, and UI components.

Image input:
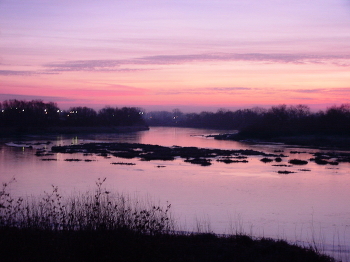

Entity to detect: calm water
[1,127,350,260]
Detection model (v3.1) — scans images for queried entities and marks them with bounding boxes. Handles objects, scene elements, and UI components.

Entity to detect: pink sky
[1,0,350,112]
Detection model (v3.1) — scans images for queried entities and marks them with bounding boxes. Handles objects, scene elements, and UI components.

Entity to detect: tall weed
[0,178,174,234]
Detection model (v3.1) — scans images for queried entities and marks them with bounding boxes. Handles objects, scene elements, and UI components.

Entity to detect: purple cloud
[135,53,350,65]
[0,70,33,76]
[0,93,74,102]
[44,60,122,72]
[155,86,252,95]
[42,53,350,74]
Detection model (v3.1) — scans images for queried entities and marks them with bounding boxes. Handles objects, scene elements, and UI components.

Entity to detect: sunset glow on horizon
[1,0,350,112]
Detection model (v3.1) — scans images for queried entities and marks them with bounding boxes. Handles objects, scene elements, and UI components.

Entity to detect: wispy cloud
[289,89,325,93]
[289,88,350,94]
[41,53,350,74]
[0,70,58,76]
[155,86,350,97]
[155,86,252,95]
[43,59,151,73]
[0,93,74,102]
[0,70,33,76]
[44,60,122,72]
[209,87,251,92]
[135,53,350,66]
[3,53,349,77]
[67,85,148,96]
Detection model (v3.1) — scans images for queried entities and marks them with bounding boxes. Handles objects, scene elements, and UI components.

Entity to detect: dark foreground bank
[0,179,336,262]
[0,228,335,262]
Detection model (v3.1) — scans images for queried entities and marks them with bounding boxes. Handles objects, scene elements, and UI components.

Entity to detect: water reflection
[1,127,350,260]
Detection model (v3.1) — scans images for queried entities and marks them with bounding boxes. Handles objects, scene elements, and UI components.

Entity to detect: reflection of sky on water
[1,127,350,260]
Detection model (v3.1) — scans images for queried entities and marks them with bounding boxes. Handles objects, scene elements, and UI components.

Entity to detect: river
[1,126,350,260]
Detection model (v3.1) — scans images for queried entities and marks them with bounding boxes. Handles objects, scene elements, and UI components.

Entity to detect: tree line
[0,100,146,127]
[2,100,350,137]
[145,104,350,137]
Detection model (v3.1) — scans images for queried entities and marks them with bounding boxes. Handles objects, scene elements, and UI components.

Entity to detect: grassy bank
[0,179,335,262]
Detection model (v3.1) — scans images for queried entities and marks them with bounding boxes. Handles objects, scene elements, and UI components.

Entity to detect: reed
[0,178,174,235]
[0,178,336,262]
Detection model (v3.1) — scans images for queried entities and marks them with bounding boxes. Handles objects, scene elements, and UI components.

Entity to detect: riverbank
[0,125,149,136]
[0,228,335,262]
[0,178,336,262]
[213,133,350,150]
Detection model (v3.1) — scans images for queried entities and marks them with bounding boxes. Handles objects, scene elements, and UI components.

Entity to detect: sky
[1,0,350,112]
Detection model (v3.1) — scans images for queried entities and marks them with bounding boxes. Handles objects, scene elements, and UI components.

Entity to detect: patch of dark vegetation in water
[184,158,212,166]
[51,142,286,166]
[288,159,308,165]
[35,150,46,156]
[112,151,138,159]
[232,156,248,159]
[277,170,296,174]
[299,169,311,172]
[140,153,175,161]
[156,165,166,168]
[216,158,248,164]
[35,151,54,157]
[111,162,136,165]
[41,158,57,161]
[311,157,329,165]
[290,151,307,154]
[310,151,350,164]
[260,157,274,163]
[64,158,83,162]
[328,162,339,165]
[309,157,339,166]
[84,159,95,162]
[272,164,292,167]
[97,152,109,157]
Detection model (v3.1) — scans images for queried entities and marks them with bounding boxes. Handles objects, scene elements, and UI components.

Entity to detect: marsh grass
[0,178,337,262]
[0,178,173,234]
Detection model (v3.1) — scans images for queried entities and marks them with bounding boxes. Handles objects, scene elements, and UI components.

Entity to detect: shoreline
[213,133,350,150]
[0,125,149,136]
